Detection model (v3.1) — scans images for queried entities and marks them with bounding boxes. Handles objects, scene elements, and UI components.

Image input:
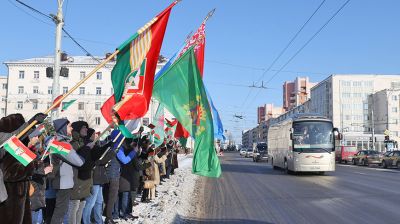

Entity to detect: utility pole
[371,107,375,150]
[51,0,64,119]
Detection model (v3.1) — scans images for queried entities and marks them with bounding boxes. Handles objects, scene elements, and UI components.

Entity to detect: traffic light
[46,67,69,78]
[46,67,53,78]
[60,67,69,77]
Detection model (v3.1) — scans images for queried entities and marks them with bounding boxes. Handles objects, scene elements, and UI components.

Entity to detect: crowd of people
[0,112,182,224]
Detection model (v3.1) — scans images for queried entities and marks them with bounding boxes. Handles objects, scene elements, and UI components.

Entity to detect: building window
[78,102,85,110]
[32,102,38,110]
[341,81,351,87]
[96,87,101,95]
[1,108,4,114]
[392,107,398,113]
[392,95,398,101]
[48,86,52,94]
[63,87,68,94]
[47,102,52,109]
[17,101,23,110]
[34,71,39,79]
[33,86,39,94]
[18,86,24,94]
[79,87,85,95]
[95,102,101,110]
[96,72,102,80]
[78,117,84,121]
[95,117,101,125]
[353,81,362,87]
[80,71,86,79]
[342,93,351,98]
[2,83,7,90]
[19,71,25,79]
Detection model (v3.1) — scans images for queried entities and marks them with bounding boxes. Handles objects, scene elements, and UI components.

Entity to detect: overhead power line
[238,0,327,112]
[266,0,351,84]
[243,0,351,111]
[13,0,109,68]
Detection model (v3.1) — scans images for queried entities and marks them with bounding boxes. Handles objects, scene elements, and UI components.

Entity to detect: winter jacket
[104,130,125,181]
[0,122,30,203]
[93,149,115,185]
[152,154,167,185]
[172,149,179,169]
[49,119,85,190]
[118,147,137,192]
[143,158,154,181]
[30,160,47,211]
[70,132,108,200]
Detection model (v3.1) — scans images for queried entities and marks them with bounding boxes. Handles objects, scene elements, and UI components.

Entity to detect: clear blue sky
[1,0,400,142]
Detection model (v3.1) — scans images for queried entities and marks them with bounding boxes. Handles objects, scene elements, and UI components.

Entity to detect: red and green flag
[48,138,72,156]
[2,136,37,166]
[153,47,221,178]
[101,1,178,123]
[150,104,165,147]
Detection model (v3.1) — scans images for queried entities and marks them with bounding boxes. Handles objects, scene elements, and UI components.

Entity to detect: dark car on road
[352,150,382,166]
[253,142,268,162]
[381,150,400,168]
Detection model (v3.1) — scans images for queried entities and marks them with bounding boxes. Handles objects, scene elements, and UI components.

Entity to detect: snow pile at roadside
[118,154,198,224]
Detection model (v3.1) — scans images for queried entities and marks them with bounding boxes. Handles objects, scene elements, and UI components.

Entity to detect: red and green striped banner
[2,136,36,166]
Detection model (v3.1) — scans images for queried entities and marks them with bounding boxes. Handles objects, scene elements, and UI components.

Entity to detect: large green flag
[151,104,165,147]
[153,47,221,178]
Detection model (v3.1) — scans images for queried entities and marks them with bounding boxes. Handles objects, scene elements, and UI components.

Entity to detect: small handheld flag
[47,138,72,156]
[2,136,37,166]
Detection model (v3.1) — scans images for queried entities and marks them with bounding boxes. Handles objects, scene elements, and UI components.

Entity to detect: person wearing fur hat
[0,113,47,224]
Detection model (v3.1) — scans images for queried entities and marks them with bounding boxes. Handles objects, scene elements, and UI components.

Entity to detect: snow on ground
[118,154,198,224]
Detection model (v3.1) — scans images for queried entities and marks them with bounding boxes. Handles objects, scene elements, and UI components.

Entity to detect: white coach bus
[268,114,342,174]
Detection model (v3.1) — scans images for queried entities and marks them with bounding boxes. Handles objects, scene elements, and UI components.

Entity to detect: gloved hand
[29,113,47,124]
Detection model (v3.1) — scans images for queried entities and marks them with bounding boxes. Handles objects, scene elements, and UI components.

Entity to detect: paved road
[182,152,400,224]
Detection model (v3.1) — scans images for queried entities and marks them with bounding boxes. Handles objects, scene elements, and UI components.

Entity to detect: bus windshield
[292,121,334,152]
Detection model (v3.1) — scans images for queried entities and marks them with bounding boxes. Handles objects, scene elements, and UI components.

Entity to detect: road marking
[354,172,366,175]
[337,164,400,173]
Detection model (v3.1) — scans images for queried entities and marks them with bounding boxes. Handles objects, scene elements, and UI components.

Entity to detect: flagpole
[16,50,119,139]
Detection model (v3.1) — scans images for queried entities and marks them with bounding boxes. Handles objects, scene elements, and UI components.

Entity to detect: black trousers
[141,188,149,202]
[103,178,119,219]
[50,189,72,224]
[44,198,56,224]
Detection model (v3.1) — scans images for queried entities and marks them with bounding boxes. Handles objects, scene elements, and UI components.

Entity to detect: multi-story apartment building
[4,54,165,131]
[257,103,284,124]
[283,77,316,111]
[0,76,7,117]
[310,74,400,151]
[370,89,400,138]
